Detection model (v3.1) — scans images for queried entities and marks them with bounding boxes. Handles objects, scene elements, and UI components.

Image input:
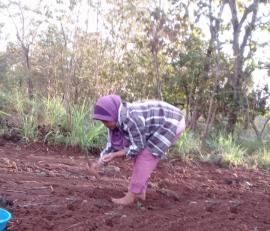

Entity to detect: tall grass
[249,147,270,170]
[8,90,29,114]
[0,92,10,110]
[1,90,269,168]
[0,111,10,117]
[66,101,106,151]
[44,130,67,145]
[205,133,246,166]
[21,114,38,142]
[240,139,262,155]
[1,91,106,152]
[2,90,37,142]
[41,96,66,128]
[257,148,270,169]
[172,130,201,160]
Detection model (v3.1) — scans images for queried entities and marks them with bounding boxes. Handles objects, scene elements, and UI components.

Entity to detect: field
[0,140,270,231]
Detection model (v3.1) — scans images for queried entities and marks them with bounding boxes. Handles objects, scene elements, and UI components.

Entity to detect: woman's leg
[129,148,160,195]
[112,148,159,205]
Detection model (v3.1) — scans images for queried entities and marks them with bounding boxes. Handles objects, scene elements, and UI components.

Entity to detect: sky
[0,0,269,91]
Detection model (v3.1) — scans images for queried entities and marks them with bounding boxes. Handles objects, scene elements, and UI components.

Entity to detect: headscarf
[92,95,124,150]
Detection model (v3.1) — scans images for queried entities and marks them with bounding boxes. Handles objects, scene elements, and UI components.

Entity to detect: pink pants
[129,118,186,194]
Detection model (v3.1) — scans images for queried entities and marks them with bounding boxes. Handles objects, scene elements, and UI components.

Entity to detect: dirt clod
[0,197,14,207]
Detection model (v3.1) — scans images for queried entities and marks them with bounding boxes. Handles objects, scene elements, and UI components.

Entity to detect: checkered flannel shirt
[101,101,183,158]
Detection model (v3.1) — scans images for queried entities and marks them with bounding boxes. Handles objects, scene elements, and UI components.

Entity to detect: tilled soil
[0,141,269,231]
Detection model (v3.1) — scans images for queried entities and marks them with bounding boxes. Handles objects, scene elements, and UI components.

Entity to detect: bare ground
[0,141,270,231]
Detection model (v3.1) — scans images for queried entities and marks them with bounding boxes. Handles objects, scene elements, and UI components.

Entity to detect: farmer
[89,95,185,205]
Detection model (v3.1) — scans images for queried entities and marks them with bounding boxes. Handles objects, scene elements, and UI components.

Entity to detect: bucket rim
[0,208,12,223]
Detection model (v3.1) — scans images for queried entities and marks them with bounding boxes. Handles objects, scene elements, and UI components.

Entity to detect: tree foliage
[0,0,269,136]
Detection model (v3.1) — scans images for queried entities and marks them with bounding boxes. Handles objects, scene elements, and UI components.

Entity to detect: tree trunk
[189,99,200,130]
[251,117,270,140]
[22,45,34,99]
[227,110,238,134]
[203,96,215,138]
[227,0,258,133]
[202,0,225,138]
[152,47,163,100]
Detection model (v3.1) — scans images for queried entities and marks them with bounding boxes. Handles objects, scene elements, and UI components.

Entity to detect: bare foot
[111,192,135,205]
[124,191,146,200]
[136,192,146,201]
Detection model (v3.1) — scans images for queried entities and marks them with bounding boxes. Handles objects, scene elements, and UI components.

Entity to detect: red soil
[0,141,269,231]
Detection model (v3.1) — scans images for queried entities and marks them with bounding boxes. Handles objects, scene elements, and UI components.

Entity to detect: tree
[202,0,225,138]
[226,0,259,133]
[3,0,45,99]
[146,7,167,100]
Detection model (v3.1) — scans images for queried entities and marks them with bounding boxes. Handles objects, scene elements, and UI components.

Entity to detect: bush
[209,133,246,166]
[8,90,30,114]
[249,148,270,170]
[171,130,201,160]
[41,96,67,128]
[21,114,38,142]
[66,101,106,151]
[44,130,67,145]
[239,139,266,155]
[0,92,10,110]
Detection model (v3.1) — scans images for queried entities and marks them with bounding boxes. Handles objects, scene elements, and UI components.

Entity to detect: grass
[21,114,38,142]
[0,91,106,152]
[0,110,10,117]
[40,99,107,151]
[257,148,270,169]
[66,101,106,152]
[171,130,201,161]
[8,90,29,114]
[0,91,8,104]
[171,130,252,167]
[239,139,266,155]
[205,133,246,166]
[249,147,270,170]
[41,96,67,128]
[1,89,269,169]
[44,130,67,145]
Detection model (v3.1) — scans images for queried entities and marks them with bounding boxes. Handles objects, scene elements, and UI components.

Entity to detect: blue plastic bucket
[0,208,12,231]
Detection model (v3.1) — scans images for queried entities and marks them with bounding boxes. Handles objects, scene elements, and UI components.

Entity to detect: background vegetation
[0,0,269,169]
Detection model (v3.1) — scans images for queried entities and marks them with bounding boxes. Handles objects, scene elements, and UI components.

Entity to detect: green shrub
[67,101,106,151]
[210,133,246,166]
[21,114,38,142]
[41,96,66,128]
[239,139,265,155]
[8,90,29,114]
[44,130,67,145]
[0,92,10,110]
[172,130,201,160]
[251,148,270,170]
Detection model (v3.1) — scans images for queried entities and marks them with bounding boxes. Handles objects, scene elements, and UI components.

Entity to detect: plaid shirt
[101,101,183,158]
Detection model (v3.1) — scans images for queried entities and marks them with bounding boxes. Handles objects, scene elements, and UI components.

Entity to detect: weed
[67,101,106,151]
[21,114,38,142]
[210,133,246,166]
[172,130,201,160]
[41,96,66,128]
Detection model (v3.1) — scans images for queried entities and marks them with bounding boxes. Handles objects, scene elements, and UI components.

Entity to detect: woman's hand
[101,153,115,163]
[101,150,125,163]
